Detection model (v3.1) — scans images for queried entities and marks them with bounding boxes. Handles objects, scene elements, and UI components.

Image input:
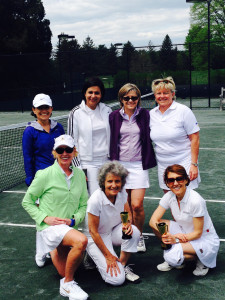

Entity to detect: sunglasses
[55,147,74,154]
[36,105,51,110]
[123,96,139,101]
[153,79,173,86]
[167,176,185,184]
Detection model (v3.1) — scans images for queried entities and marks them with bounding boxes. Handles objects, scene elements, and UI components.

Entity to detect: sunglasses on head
[123,96,139,102]
[167,176,185,184]
[153,79,173,86]
[55,147,74,154]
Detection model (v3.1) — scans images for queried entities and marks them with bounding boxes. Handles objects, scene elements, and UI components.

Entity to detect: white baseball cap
[33,93,52,108]
[53,135,74,150]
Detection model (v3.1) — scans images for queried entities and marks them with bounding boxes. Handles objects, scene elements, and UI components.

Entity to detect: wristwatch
[191,162,198,167]
[175,238,179,244]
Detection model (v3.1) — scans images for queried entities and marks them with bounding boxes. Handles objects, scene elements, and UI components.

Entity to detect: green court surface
[0,108,225,299]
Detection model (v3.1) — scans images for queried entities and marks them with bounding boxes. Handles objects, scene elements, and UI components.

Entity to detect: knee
[164,244,184,267]
[132,225,141,241]
[74,234,88,252]
[105,273,125,286]
[132,202,143,213]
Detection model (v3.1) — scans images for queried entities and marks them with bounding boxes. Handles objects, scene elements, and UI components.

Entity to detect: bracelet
[70,218,75,227]
[191,162,198,167]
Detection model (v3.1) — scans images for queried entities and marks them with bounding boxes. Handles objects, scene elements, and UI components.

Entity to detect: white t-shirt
[150,101,200,164]
[84,188,127,237]
[159,187,217,237]
[85,105,108,159]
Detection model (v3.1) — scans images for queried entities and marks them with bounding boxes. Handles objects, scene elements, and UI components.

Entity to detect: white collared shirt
[85,188,127,236]
[57,162,74,189]
[150,101,200,164]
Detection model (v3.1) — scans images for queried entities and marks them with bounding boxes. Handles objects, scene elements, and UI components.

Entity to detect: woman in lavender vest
[109,83,156,252]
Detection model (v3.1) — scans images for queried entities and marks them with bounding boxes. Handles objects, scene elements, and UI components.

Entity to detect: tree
[159,35,177,71]
[0,0,53,98]
[189,0,225,42]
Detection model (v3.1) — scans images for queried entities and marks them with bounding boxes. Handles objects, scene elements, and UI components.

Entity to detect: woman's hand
[122,222,133,236]
[105,254,121,277]
[189,164,198,181]
[44,216,67,226]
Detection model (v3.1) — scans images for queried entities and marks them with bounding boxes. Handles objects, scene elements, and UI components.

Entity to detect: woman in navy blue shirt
[22,93,64,186]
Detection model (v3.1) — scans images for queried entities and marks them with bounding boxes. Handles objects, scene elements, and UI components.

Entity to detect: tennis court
[0,105,225,300]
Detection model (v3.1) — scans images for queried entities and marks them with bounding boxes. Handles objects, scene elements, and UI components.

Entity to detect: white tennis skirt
[36,224,72,256]
[119,160,149,189]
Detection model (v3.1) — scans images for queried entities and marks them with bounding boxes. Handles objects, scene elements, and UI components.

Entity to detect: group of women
[22,76,219,300]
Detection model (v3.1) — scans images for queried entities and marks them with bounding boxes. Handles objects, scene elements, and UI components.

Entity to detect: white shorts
[36,224,73,256]
[119,160,149,189]
[157,156,201,190]
[168,221,219,268]
[81,156,108,196]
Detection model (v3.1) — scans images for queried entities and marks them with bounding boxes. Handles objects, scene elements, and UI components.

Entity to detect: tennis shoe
[137,235,146,252]
[35,253,47,267]
[193,260,209,276]
[157,261,185,272]
[60,278,88,300]
[124,265,140,282]
[83,252,96,270]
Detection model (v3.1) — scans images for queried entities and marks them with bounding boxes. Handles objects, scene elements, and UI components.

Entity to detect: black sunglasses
[37,105,51,110]
[123,96,139,101]
[153,79,173,86]
[167,176,184,184]
[55,147,74,154]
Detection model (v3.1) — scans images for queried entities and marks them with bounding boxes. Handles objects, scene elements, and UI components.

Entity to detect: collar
[56,161,74,178]
[155,101,177,113]
[101,189,121,207]
[26,119,57,131]
[119,107,140,120]
[171,186,190,204]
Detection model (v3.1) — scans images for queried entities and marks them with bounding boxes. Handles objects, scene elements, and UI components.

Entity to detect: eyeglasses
[153,78,173,86]
[123,96,139,101]
[167,176,185,184]
[55,147,74,154]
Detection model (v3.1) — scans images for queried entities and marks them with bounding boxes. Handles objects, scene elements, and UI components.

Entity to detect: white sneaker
[124,265,140,282]
[137,235,146,252]
[157,261,185,272]
[60,278,88,300]
[35,254,47,267]
[193,260,209,276]
[83,252,96,270]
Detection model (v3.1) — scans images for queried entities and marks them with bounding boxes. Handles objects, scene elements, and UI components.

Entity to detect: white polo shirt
[159,187,217,237]
[84,188,127,236]
[150,101,200,164]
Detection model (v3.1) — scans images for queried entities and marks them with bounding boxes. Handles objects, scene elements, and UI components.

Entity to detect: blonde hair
[118,83,141,108]
[151,76,176,100]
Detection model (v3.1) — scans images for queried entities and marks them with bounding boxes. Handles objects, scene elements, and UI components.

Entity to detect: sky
[42,0,193,49]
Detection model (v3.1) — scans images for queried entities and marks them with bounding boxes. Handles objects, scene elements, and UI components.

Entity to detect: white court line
[200,147,225,151]
[144,196,225,203]
[3,191,26,194]
[0,222,224,242]
[2,192,225,203]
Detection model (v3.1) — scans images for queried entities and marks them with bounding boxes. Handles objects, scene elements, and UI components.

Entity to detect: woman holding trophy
[84,161,140,285]
[149,164,220,276]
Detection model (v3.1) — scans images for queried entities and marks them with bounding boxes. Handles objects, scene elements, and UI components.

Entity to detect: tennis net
[0,96,155,192]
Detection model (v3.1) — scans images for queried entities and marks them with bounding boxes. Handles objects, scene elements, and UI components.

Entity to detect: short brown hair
[164,164,190,186]
[118,83,141,108]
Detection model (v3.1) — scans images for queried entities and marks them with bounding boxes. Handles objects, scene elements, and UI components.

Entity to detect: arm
[188,132,200,181]
[22,128,35,186]
[149,205,167,234]
[67,109,81,167]
[88,213,121,277]
[72,171,88,226]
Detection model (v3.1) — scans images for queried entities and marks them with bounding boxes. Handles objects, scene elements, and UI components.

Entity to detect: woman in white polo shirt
[149,164,219,276]
[150,77,200,192]
[85,161,140,285]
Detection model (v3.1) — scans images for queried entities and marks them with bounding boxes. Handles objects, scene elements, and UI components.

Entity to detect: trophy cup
[120,211,132,239]
[156,222,171,250]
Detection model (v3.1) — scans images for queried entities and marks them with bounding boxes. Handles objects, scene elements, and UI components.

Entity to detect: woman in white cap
[22,134,89,300]
[22,93,65,186]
